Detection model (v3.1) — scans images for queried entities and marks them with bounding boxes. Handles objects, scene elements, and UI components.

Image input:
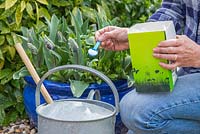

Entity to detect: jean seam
[146,98,200,130]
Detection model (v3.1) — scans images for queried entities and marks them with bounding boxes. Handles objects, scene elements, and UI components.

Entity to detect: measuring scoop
[88,41,101,57]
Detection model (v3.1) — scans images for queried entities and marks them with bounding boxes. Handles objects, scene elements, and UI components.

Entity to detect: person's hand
[95,26,129,51]
[153,35,200,70]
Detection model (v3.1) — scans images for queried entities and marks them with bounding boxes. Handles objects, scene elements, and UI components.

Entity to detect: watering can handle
[87,90,101,100]
[36,64,120,114]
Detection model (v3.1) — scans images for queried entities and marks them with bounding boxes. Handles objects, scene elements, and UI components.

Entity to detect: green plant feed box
[128,21,177,92]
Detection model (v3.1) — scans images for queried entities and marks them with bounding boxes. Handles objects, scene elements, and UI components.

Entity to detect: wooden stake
[15,43,53,104]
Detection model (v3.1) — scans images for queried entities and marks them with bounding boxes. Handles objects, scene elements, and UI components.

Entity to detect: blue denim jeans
[120,73,200,134]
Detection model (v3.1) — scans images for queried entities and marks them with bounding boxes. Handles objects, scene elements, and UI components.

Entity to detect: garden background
[0,0,161,126]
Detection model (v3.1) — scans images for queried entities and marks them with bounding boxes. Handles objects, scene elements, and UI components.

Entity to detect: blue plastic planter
[23,76,134,126]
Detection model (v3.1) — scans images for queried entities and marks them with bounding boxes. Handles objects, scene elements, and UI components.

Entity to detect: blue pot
[23,76,134,126]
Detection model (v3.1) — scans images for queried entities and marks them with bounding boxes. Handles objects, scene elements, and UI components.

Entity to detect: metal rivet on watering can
[36,65,119,134]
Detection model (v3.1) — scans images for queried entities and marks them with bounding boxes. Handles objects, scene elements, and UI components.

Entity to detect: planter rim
[24,76,132,96]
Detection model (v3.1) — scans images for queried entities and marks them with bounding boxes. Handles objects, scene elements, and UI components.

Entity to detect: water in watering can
[37,100,113,121]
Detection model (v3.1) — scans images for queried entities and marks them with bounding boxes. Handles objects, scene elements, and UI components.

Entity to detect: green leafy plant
[0,0,161,126]
[0,74,26,125]
[15,7,132,97]
[100,0,162,27]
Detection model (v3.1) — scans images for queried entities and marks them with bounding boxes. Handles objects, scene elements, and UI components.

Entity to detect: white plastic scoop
[88,41,101,57]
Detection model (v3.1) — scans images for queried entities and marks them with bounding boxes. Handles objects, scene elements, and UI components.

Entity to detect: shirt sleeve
[148,0,185,34]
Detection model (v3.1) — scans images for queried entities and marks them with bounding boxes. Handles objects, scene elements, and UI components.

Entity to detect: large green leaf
[50,0,70,7]
[72,7,83,27]
[1,71,13,85]
[0,50,4,70]
[85,36,95,46]
[97,4,107,21]
[123,55,131,70]
[6,34,14,45]
[46,14,60,42]
[70,12,83,62]
[36,37,45,67]
[81,18,89,34]
[42,36,55,70]
[0,5,16,19]
[74,0,83,6]
[26,43,38,55]
[5,0,17,10]
[27,28,39,48]
[70,12,82,35]
[0,108,5,125]
[0,21,10,34]
[61,17,68,34]
[88,59,99,67]
[11,32,22,44]
[0,94,14,109]
[20,27,29,42]
[57,31,67,43]
[0,35,5,46]
[54,46,69,65]
[49,50,62,64]
[101,0,111,19]
[0,26,10,34]
[81,6,96,22]
[94,10,102,29]
[68,38,85,65]
[39,7,51,20]
[15,5,23,26]
[96,4,110,27]
[9,23,21,32]
[11,80,21,90]
[13,67,29,80]
[69,79,89,98]
[26,2,34,19]
[68,38,79,64]
[34,20,46,33]
[34,2,39,25]
[36,0,48,5]
[20,0,26,12]
[7,46,16,60]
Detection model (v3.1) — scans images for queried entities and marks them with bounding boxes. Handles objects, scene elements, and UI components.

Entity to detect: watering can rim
[36,99,117,122]
[36,64,120,114]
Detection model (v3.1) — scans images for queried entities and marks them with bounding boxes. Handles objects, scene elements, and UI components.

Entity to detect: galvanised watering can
[36,65,120,134]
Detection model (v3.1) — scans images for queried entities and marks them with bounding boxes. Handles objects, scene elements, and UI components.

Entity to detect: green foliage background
[0,0,161,126]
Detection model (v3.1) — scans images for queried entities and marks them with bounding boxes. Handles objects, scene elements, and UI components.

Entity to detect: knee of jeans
[120,93,146,130]
[120,93,168,132]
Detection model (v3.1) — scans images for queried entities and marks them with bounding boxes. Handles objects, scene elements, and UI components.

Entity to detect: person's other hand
[95,26,129,51]
[153,35,200,70]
